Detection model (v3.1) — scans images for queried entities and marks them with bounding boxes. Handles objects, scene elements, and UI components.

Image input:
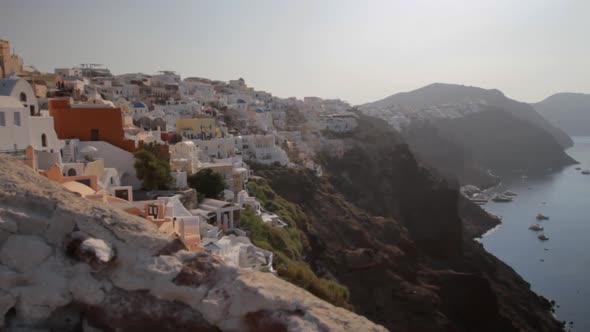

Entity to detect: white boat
[538,234,549,241]
[536,214,549,220]
[528,224,544,231]
[503,191,517,196]
[492,194,513,202]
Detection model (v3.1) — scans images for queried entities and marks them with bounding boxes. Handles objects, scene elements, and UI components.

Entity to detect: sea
[481,136,590,331]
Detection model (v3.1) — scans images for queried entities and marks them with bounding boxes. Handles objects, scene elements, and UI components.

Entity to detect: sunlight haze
[0,0,588,104]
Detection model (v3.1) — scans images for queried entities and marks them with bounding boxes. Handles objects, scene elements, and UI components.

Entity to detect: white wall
[0,106,29,151]
[77,141,142,189]
[0,78,38,115]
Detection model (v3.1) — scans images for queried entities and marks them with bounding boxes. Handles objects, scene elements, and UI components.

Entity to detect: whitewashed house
[0,96,63,169]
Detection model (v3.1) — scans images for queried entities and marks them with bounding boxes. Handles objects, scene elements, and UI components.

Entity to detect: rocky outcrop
[0,155,386,332]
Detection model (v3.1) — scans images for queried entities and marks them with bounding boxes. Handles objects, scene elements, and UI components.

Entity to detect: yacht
[582,169,590,175]
[504,190,517,196]
[536,214,549,220]
[528,224,544,231]
[538,234,549,241]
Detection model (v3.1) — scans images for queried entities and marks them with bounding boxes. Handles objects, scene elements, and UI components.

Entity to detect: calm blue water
[481,136,590,331]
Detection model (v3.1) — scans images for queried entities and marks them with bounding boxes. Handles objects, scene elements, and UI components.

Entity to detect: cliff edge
[0,155,386,332]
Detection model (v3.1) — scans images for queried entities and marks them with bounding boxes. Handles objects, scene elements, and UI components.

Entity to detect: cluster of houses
[0,38,359,272]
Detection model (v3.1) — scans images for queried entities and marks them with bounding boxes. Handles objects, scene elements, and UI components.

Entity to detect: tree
[188,168,226,200]
[134,146,172,191]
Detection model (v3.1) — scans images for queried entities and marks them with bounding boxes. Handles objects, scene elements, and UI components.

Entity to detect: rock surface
[0,155,387,332]
[253,113,564,331]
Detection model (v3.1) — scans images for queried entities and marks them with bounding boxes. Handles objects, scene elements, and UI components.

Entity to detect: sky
[0,0,588,104]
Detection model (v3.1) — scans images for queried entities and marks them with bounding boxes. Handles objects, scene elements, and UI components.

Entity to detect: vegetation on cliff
[241,179,350,308]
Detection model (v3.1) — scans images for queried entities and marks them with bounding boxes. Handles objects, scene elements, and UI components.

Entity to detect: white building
[202,235,273,271]
[193,137,236,160]
[236,134,289,165]
[170,140,202,173]
[61,139,142,189]
[0,96,63,170]
[54,68,83,79]
[151,71,181,86]
[128,101,149,120]
[122,84,140,100]
[322,113,358,133]
[0,77,39,116]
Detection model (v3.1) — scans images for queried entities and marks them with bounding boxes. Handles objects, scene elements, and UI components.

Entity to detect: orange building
[49,99,135,152]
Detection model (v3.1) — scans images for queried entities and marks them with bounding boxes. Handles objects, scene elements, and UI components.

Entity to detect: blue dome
[236,99,246,104]
[255,108,264,113]
[132,101,147,108]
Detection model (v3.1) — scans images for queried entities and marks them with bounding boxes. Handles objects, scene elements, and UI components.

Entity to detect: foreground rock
[0,155,386,332]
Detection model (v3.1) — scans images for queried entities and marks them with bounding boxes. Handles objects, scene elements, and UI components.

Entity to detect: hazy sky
[0,0,588,104]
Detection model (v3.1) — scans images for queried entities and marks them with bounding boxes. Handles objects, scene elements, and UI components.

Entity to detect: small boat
[538,234,549,241]
[575,167,581,170]
[492,194,513,202]
[582,169,590,175]
[536,213,549,220]
[504,191,517,196]
[470,197,489,204]
[529,224,544,231]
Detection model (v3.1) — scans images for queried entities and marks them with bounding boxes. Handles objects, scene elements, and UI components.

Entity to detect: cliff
[251,114,564,331]
[0,155,386,332]
[533,92,590,136]
[360,83,576,186]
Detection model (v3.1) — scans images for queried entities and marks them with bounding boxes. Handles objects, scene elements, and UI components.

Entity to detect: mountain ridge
[359,83,576,187]
[533,92,590,136]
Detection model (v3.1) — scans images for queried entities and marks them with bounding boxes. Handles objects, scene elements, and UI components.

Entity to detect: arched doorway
[41,134,47,148]
[67,168,77,176]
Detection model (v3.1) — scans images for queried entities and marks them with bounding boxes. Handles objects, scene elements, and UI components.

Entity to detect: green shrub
[240,184,350,308]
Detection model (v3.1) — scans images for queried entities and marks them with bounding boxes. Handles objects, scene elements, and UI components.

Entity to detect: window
[148,205,159,217]
[90,129,99,141]
[41,134,47,147]
[0,112,4,126]
[13,112,21,126]
[67,168,77,176]
[30,105,35,116]
[19,92,27,103]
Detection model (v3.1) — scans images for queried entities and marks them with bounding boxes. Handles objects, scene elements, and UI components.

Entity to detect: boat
[528,224,544,231]
[503,191,517,196]
[470,197,489,204]
[582,169,590,175]
[538,234,549,241]
[575,167,581,170]
[491,194,513,202]
[536,213,549,220]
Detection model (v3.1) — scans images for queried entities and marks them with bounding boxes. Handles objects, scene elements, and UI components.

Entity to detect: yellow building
[176,115,222,140]
[0,40,24,78]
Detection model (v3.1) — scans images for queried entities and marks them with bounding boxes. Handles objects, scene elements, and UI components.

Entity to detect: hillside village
[0,39,359,273]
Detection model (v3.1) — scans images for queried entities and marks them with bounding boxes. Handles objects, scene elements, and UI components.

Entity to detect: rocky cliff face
[533,92,590,136]
[0,155,386,332]
[253,114,564,332]
[360,83,576,186]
